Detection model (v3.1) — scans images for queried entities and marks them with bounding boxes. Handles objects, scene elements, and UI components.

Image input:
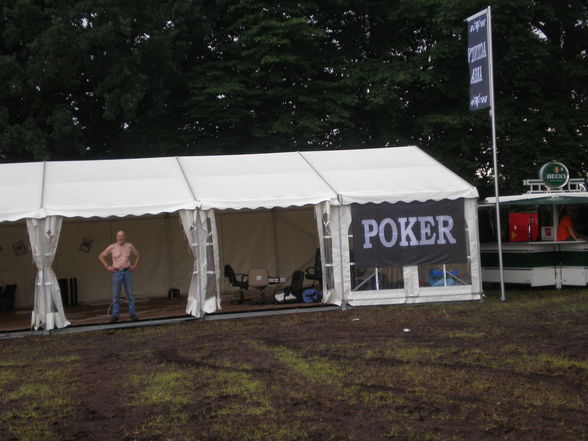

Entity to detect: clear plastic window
[418,262,471,287]
[352,265,405,291]
[323,235,335,290]
[419,211,472,287]
[349,234,404,291]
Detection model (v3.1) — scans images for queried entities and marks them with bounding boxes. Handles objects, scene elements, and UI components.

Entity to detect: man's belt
[116,267,130,272]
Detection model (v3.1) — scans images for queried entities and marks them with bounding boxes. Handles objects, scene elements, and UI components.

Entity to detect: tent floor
[0,290,324,333]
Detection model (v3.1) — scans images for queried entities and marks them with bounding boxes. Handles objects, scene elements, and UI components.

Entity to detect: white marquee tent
[0,146,482,331]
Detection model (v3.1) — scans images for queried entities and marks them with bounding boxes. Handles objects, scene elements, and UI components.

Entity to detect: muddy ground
[1,290,587,441]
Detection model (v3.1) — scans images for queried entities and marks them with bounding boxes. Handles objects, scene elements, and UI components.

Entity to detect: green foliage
[0,0,586,197]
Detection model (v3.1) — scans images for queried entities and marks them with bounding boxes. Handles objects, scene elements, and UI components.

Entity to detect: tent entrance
[53,214,193,308]
[0,214,197,331]
[0,206,334,333]
[216,206,323,307]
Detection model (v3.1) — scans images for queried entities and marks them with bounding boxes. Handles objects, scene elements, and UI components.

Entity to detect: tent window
[320,210,334,290]
[418,224,472,287]
[206,217,215,264]
[348,234,404,291]
[418,262,472,287]
[352,265,405,291]
[323,235,335,290]
[205,216,217,298]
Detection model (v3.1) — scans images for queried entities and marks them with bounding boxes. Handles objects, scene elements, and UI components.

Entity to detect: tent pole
[165,214,174,293]
[40,161,47,214]
[271,208,280,278]
[39,163,53,331]
[335,204,347,310]
[297,152,339,196]
[175,157,198,204]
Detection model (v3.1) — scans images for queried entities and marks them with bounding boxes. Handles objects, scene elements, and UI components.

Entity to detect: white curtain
[180,209,220,318]
[334,205,352,306]
[314,203,351,306]
[26,216,70,331]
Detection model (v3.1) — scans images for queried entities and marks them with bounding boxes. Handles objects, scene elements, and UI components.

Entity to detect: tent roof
[177,152,337,210]
[43,157,198,218]
[485,192,588,206]
[301,146,478,205]
[0,162,44,221]
[0,146,478,222]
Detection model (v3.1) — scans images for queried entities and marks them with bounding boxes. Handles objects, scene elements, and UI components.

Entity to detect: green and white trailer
[480,182,588,289]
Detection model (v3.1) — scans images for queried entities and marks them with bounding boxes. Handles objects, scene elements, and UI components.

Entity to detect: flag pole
[486,6,506,301]
[466,6,505,301]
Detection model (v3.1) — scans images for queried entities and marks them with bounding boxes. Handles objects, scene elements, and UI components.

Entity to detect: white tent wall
[218,211,279,278]
[206,211,221,312]
[338,198,482,306]
[466,198,483,295]
[318,203,351,307]
[217,207,319,294]
[166,216,196,297]
[0,222,37,309]
[52,215,193,306]
[273,208,319,278]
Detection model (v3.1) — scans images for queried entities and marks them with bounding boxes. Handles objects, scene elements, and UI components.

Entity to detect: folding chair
[248,268,269,304]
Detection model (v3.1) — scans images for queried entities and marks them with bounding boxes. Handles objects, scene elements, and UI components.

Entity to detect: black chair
[305,248,322,285]
[224,265,248,304]
[275,270,308,304]
[58,278,69,306]
[3,284,16,297]
[58,278,79,307]
[0,284,16,312]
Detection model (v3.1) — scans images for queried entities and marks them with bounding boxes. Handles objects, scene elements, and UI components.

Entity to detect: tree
[0,0,586,202]
[0,0,202,160]
[489,0,588,196]
[183,1,357,154]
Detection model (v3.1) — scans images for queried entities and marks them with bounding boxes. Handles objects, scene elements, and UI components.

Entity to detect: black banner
[351,200,467,268]
[467,9,490,110]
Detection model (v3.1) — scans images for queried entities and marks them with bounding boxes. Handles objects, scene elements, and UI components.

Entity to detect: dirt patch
[1,290,587,441]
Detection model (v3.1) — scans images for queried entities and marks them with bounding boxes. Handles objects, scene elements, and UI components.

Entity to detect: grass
[0,354,79,441]
[130,367,193,406]
[0,289,587,441]
[270,345,346,385]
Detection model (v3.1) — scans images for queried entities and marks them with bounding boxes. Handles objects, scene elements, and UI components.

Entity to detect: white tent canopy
[0,147,477,220]
[0,162,45,221]
[301,148,478,204]
[178,152,339,210]
[0,146,481,331]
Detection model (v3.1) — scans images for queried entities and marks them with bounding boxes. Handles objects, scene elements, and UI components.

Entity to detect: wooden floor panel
[0,290,321,332]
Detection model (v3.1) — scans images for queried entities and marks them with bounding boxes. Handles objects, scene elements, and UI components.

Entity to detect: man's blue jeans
[112,270,136,317]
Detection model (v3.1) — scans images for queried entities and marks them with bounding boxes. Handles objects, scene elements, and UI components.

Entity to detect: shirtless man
[98,230,141,323]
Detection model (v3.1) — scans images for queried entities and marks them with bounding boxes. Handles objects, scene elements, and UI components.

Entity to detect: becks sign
[351,200,467,267]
